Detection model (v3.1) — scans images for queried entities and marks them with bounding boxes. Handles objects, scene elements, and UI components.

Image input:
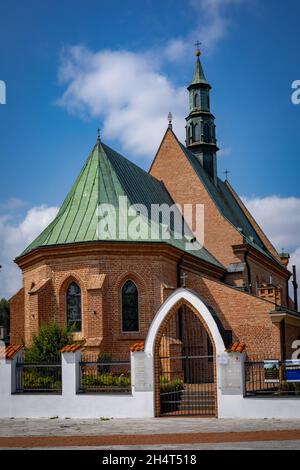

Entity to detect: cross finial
[194,40,201,56]
[97,128,100,144]
[224,168,230,181]
[180,272,188,288]
[168,112,173,130]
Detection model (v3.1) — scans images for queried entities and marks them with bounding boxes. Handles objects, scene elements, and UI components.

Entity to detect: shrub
[82,372,131,389]
[25,322,72,363]
[160,377,184,393]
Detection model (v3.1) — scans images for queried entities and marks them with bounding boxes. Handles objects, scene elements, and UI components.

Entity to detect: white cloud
[0,205,58,299]
[58,47,187,159]
[242,196,300,250]
[57,0,245,160]
[164,0,245,61]
[243,195,300,306]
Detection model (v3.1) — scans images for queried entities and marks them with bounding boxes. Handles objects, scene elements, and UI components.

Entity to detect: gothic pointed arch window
[122,280,139,332]
[67,282,82,332]
[203,123,210,143]
[194,123,201,142]
[194,93,200,108]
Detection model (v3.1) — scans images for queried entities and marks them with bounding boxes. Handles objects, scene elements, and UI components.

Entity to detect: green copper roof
[179,142,283,267]
[189,57,209,87]
[20,141,223,269]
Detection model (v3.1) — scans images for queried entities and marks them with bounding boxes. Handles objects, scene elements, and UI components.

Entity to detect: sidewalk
[1,418,300,449]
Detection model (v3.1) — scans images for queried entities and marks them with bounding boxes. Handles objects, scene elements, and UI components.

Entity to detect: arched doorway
[144,289,226,417]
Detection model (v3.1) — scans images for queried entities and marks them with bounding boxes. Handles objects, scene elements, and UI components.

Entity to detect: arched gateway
[144,289,226,417]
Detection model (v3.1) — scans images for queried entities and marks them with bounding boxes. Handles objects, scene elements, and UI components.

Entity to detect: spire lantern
[185,45,219,185]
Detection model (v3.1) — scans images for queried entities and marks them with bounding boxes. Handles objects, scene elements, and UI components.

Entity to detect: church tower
[186,44,219,184]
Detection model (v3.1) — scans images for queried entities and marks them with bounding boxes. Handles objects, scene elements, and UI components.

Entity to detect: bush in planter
[160,377,184,393]
[160,378,184,413]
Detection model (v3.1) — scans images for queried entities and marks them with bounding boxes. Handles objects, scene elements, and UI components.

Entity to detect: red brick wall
[150,130,289,304]
[150,130,243,267]
[9,288,25,345]
[184,271,282,359]
[12,244,299,362]
[19,249,178,359]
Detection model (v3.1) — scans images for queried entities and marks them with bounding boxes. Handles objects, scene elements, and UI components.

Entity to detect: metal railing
[79,359,131,394]
[15,356,62,394]
[244,361,300,397]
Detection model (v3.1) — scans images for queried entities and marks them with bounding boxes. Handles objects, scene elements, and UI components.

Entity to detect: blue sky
[1,0,300,298]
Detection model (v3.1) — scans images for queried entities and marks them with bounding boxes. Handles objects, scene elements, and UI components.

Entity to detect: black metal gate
[157,306,216,416]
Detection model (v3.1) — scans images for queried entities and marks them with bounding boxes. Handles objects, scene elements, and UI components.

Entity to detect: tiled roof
[18,141,224,270]
[226,342,246,353]
[60,343,84,353]
[130,342,144,352]
[0,345,23,359]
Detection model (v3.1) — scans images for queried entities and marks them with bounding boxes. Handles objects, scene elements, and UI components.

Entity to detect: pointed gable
[150,129,283,268]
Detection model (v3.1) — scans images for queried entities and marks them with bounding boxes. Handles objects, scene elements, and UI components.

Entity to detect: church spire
[185,44,219,185]
[190,42,208,85]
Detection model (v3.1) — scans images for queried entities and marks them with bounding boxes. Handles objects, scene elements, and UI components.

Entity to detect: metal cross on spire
[224,169,230,181]
[194,40,202,56]
[97,128,101,144]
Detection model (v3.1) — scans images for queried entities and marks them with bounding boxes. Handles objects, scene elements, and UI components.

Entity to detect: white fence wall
[1,350,300,419]
[0,350,153,419]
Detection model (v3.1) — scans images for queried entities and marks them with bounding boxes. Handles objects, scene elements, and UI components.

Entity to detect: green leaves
[25,322,72,363]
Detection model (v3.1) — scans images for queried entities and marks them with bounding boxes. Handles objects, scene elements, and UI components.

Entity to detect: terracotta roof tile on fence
[130,342,144,352]
[60,343,84,353]
[226,342,246,353]
[0,345,23,359]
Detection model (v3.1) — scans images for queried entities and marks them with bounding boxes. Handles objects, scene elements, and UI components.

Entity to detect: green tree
[0,298,10,329]
[25,322,72,362]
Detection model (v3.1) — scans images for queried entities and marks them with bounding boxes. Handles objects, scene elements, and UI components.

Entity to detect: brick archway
[145,288,226,356]
[144,288,225,417]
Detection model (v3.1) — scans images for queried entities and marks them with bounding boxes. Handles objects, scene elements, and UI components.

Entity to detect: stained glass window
[122,280,139,332]
[67,282,82,332]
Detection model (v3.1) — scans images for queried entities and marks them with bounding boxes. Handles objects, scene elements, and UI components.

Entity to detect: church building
[10,46,300,370]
